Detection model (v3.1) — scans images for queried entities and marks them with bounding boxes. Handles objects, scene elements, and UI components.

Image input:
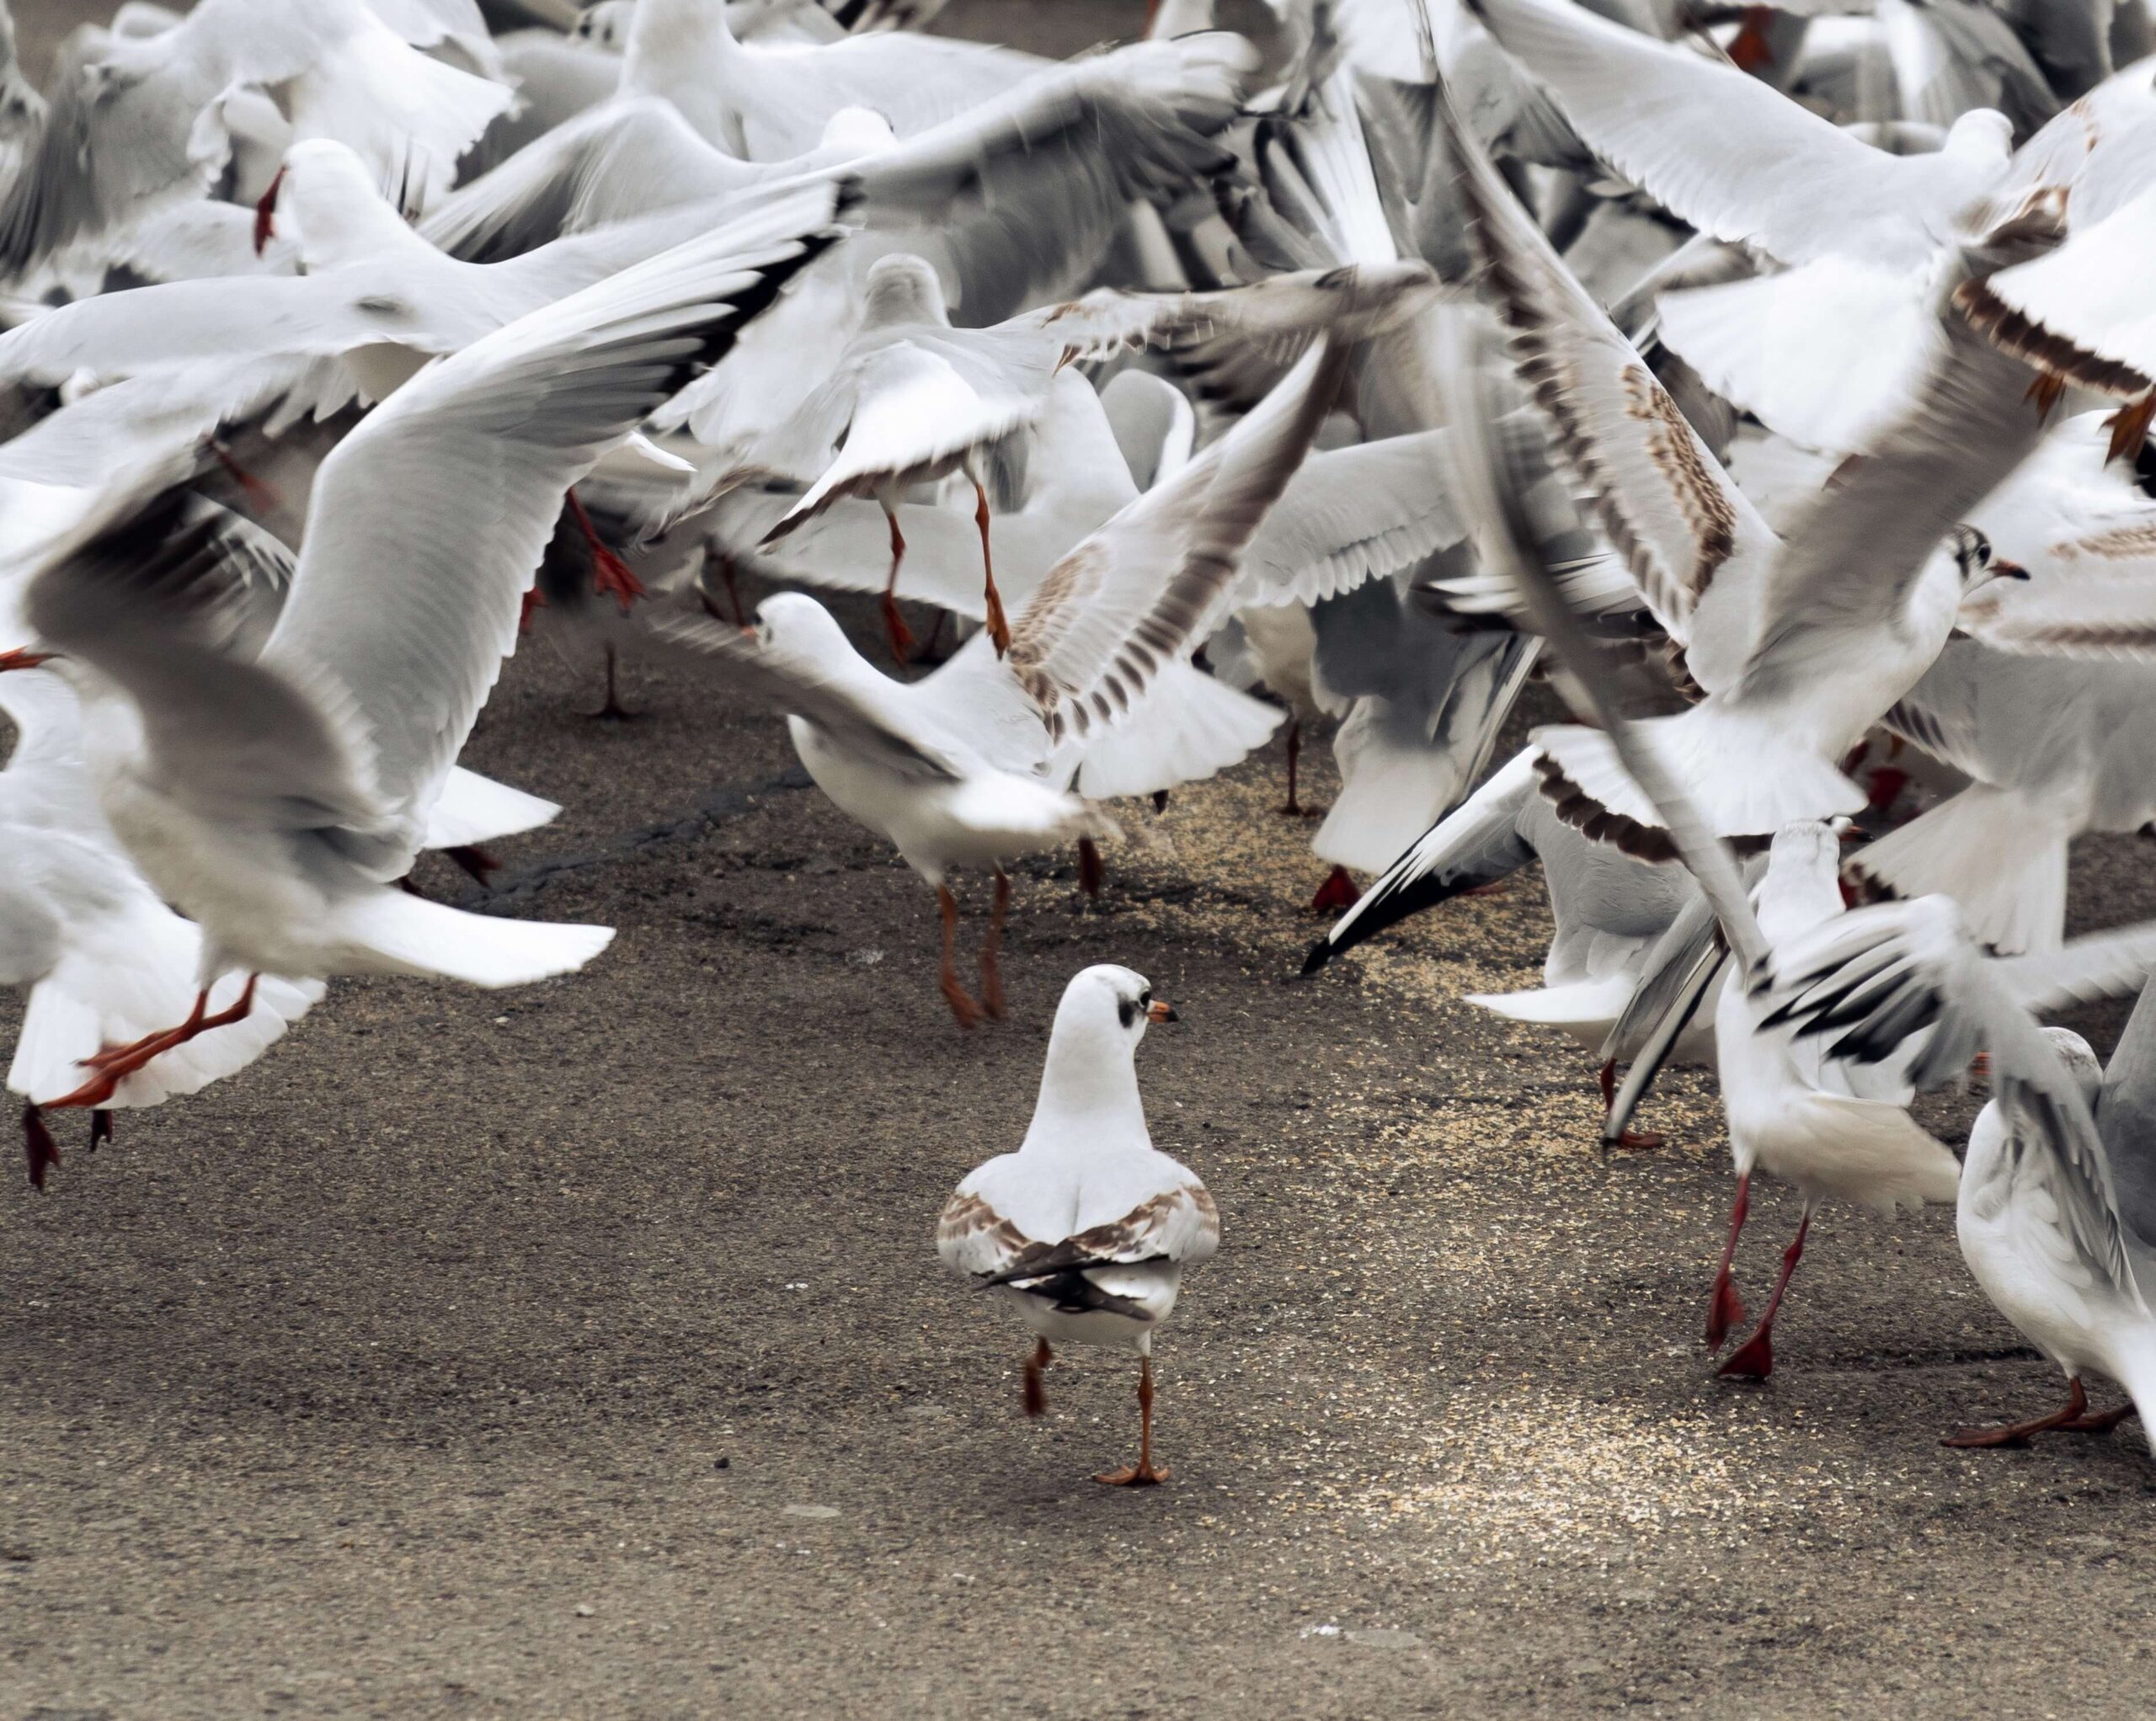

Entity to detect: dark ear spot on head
[1118,996,1138,1029]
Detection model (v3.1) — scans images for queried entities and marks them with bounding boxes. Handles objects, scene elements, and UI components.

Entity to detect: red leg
[207,439,280,514]
[1945,1377,2093,1448]
[880,506,915,665]
[1727,3,1776,69]
[1719,1203,1810,1379]
[1022,1337,1051,1418]
[974,482,1011,658]
[23,1102,58,1191]
[2060,1398,2138,1435]
[1311,866,1357,914]
[1076,836,1104,901]
[979,867,1010,1021]
[1599,1058,1664,1151]
[1096,1356,1170,1486]
[520,584,547,636]
[566,490,646,614]
[587,644,637,722]
[1705,1170,1752,1351]
[442,845,502,886]
[937,886,983,1030]
[710,550,749,628]
[44,977,260,1113]
[1279,718,1303,817]
[2025,370,2067,423]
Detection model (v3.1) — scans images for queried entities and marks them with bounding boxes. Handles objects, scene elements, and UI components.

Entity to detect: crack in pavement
[449,766,814,914]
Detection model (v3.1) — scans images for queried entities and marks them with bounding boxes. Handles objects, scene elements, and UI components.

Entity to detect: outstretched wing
[1004,338,1349,744]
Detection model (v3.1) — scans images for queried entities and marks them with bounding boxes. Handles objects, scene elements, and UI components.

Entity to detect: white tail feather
[333,891,614,987]
[10,899,319,1108]
[424,766,561,850]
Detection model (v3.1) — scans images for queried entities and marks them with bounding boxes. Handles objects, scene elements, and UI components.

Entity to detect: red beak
[0,647,55,671]
[253,166,286,257]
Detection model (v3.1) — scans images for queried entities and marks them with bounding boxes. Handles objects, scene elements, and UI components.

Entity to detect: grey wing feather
[24,482,386,829]
[632,608,966,784]
[258,189,848,851]
[1236,430,1466,607]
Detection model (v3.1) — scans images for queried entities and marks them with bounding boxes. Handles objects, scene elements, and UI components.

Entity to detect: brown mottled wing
[968,1183,1222,1286]
[935,1188,1037,1279]
[1003,338,1348,745]
[1438,58,1778,696]
[1019,261,1444,366]
[1956,571,2156,660]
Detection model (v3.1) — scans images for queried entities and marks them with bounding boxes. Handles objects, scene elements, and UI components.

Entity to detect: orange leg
[974,482,1011,658]
[1719,1202,1810,1379]
[45,977,260,1113]
[937,885,983,1030]
[979,866,1010,1021]
[1096,1356,1170,1486]
[1599,1058,1664,1151]
[566,489,646,614]
[1022,1336,1051,1418]
[880,506,915,665]
[2025,370,2068,423]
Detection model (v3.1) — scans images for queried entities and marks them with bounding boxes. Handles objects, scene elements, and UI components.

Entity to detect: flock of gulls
[10,0,2156,1487]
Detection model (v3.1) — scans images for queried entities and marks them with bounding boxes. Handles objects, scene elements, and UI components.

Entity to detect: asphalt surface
[12,3,2156,1716]
[6,583,2156,1719]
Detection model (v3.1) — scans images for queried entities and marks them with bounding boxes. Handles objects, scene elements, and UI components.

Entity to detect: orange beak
[1147,999,1178,1024]
[0,647,54,671]
[253,166,285,257]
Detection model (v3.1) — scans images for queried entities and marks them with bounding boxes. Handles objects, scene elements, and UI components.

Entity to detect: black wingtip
[1298,935,1334,979]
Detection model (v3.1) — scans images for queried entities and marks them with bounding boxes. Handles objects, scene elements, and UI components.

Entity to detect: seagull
[611,0,1044,160]
[1959,181,2156,460]
[1440,307,1963,1383]
[0,661,320,1190]
[636,337,1351,1025]
[1764,893,2156,1441]
[1443,51,2053,852]
[421,33,1259,324]
[0,0,514,279]
[754,253,1059,659]
[11,188,847,1113]
[935,963,1215,1486]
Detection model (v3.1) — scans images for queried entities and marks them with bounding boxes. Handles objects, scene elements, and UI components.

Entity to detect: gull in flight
[0,658,319,1189]
[9,187,847,1116]
[936,964,1214,1486]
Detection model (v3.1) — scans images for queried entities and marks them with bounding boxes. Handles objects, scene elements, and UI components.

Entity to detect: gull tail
[1533,709,1864,858]
[1843,784,2068,956]
[334,891,614,988]
[11,902,320,1109]
[423,766,560,850]
[1070,659,1281,802]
